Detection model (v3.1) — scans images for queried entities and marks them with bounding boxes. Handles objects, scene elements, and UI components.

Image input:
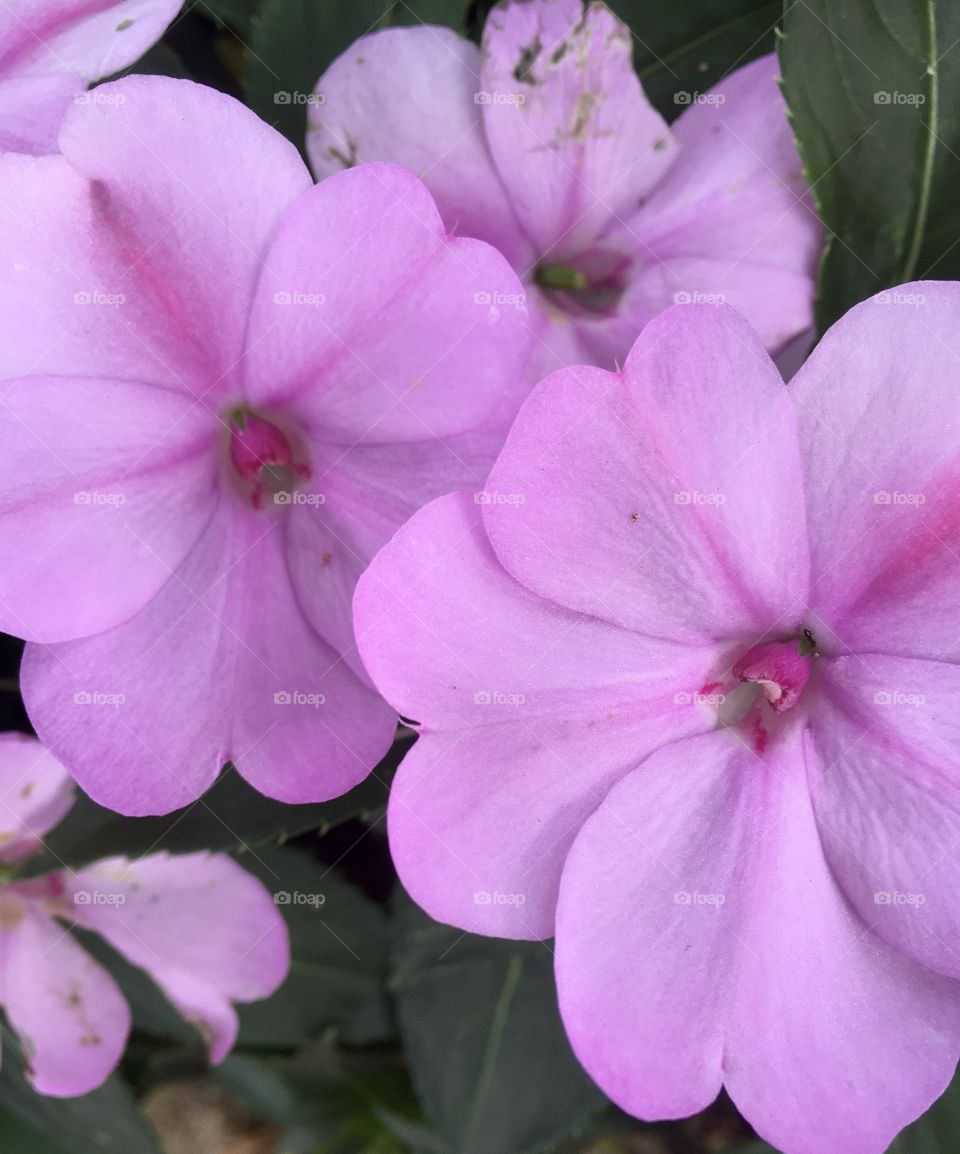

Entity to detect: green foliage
[391,896,606,1154]
[779,0,960,330]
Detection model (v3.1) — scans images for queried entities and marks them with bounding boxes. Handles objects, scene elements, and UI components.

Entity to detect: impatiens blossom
[0,732,287,1096]
[0,0,181,153]
[355,284,960,1154]
[309,0,821,381]
[0,75,528,814]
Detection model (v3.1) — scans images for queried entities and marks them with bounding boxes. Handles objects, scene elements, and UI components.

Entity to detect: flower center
[226,407,309,510]
[533,249,630,319]
[731,632,817,714]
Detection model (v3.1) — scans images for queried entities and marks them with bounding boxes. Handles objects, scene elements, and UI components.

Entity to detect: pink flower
[309,0,821,381]
[355,285,960,1154]
[0,75,528,814]
[0,732,288,1096]
[0,0,181,154]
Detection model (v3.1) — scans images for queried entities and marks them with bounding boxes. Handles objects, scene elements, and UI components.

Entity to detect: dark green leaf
[608,0,780,122]
[191,0,262,35]
[247,0,467,150]
[0,1025,160,1154]
[0,1110,71,1154]
[391,895,605,1154]
[22,742,401,878]
[779,0,960,330]
[235,848,394,1048]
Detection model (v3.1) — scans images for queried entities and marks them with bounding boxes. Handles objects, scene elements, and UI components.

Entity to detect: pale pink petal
[0,77,309,393]
[794,281,960,659]
[480,0,675,257]
[287,430,504,677]
[22,499,395,815]
[244,162,530,440]
[809,652,960,978]
[0,0,182,83]
[623,55,819,354]
[65,852,288,1062]
[355,491,719,937]
[0,73,79,153]
[0,903,129,1096]
[724,730,960,1154]
[557,728,960,1154]
[484,304,809,643]
[0,733,74,863]
[0,376,216,642]
[308,26,529,267]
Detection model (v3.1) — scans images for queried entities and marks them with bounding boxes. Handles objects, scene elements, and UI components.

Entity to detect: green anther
[534,263,590,292]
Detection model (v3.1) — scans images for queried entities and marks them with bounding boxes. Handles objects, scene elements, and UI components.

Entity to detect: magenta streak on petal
[733,639,811,713]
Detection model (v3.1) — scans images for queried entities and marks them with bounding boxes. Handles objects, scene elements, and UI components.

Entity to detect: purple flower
[309,0,821,380]
[355,286,960,1154]
[0,732,287,1097]
[0,0,181,154]
[0,75,528,814]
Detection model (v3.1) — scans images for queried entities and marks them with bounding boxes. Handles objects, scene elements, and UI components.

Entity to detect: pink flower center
[226,408,309,510]
[533,249,630,319]
[732,635,815,714]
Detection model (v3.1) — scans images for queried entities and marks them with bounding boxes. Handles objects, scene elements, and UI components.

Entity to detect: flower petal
[0,376,216,642]
[22,500,395,815]
[65,852,288,1062]
[479,0,674,256]
[0,0,182,86]
[0,76,309,394]
[622,55,819,355]
[0,904,129,1096]
[794,281,960,658]
[308,26,528,266]
[484,304,809,643]
[557,727,960,1154]
[0,73,80,154]
[245,162,530,441]
[356,491,718,937]
[809,652,960,978]
[0,733,74,863]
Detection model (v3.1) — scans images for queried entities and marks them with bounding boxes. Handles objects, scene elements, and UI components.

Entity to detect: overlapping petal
[0,733,74,862]
[66,852,289,1062]
[484,305,809,642]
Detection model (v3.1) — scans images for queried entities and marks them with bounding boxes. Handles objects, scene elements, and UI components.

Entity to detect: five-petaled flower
[310,0,821,381]
[355,285,960,1154]
[0,74,528,815]
[0,732,287,1096]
